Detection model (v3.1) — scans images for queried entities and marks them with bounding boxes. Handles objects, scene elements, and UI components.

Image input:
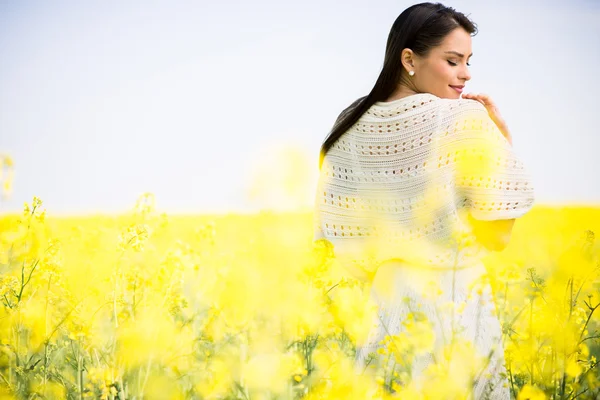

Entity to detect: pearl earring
[409,70,415,76]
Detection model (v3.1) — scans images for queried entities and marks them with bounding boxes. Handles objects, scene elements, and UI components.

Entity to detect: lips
[450,85,464,93]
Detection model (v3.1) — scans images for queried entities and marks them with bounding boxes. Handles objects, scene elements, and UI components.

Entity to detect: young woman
[313,2,535,398]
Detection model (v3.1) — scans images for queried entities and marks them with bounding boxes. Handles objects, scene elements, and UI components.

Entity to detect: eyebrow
[444,51,473,58]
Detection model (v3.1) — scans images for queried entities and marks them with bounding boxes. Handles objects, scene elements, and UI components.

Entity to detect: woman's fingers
[477,94,494,107]
[463,93,493,107]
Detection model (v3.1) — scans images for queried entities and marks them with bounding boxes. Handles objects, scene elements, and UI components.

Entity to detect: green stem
[530,296,534,385]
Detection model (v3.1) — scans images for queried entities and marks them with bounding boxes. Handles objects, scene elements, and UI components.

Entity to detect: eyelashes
[448,60,471,67]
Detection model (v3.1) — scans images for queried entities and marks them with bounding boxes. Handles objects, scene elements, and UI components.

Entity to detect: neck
[384,86,419,102]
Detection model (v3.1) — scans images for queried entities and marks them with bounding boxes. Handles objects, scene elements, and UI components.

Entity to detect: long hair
[318,2,478,170]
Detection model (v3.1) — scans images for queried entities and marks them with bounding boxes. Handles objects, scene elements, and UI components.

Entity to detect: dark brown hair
[318,2,478,170]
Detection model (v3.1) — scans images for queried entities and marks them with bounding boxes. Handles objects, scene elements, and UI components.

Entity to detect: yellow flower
[329,285,377,344]
[566,357,583,378]
[2,179,12,196]
[2,154,13,169]
[242,352,302,394]
[32,196,43,208]
[517,384,546,400]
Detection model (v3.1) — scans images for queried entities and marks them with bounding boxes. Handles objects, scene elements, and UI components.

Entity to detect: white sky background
[0,0,599,215]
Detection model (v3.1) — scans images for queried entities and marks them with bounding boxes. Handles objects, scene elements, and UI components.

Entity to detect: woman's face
[407,27,473,99]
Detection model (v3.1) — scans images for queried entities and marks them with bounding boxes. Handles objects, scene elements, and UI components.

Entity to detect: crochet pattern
[314,93,535,277]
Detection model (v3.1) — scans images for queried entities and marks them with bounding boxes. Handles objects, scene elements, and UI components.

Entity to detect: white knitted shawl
[313,93,535,281]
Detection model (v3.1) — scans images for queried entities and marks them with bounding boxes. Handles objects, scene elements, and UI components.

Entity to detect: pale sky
[1,0,598,215]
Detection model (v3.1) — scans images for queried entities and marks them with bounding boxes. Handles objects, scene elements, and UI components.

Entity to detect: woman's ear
[400,48,416,71]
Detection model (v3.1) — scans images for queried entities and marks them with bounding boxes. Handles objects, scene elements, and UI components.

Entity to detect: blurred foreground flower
[0,153,14,199]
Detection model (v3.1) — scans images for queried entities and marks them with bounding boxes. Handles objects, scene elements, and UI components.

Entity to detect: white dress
[313,93,535,398]
[354,261,511,398]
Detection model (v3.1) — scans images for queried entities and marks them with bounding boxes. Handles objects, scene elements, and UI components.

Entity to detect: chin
[433,89,459,100]
[439,93,459,100]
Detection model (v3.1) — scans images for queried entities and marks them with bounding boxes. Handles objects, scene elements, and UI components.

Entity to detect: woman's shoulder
[435,97,508,146]
[436,96,488,118]
[331,95,486,128]
[332,96,368,128]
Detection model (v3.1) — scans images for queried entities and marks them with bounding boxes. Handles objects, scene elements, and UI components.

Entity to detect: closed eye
[448,60,471,67]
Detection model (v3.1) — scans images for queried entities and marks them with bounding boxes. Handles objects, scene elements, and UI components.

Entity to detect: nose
[461,65,472,82]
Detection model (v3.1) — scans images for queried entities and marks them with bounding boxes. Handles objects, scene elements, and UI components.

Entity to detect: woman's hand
[462,93,513,146]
